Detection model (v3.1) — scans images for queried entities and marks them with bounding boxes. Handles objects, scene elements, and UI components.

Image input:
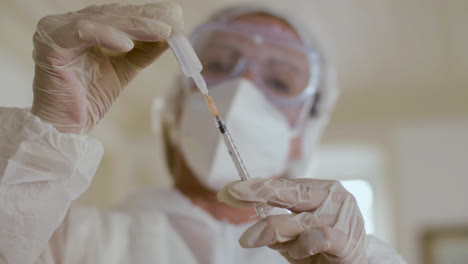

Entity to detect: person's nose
[241,72,255,83]
[240,62,256,83]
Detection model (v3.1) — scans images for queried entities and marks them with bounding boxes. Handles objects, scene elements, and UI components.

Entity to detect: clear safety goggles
[188,22,322,129]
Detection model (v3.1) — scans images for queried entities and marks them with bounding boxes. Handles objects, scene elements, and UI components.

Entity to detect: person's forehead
[230,13,303,43]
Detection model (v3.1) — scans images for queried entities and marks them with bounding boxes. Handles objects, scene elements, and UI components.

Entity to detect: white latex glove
[31,3,182,134]
[218,178,367,264]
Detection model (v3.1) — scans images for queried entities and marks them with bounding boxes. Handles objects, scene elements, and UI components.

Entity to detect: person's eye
[205,60,233,74]
[265,78,291,94]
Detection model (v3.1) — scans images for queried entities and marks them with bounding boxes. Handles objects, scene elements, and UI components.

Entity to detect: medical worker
[0,2,406,263]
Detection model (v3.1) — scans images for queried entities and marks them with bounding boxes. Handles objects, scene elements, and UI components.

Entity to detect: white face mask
[177,78,292,191]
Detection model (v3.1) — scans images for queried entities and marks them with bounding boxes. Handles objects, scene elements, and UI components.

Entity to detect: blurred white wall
[0,52,33,107]
[0,0,467,263]
[394,120,468,264]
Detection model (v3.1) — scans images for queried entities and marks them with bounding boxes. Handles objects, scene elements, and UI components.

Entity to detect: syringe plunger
[167,32,208,95]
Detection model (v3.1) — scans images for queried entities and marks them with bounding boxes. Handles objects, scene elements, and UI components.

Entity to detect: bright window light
[340,179,375,234]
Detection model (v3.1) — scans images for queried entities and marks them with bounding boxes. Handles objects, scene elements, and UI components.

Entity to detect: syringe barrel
[213,116,291,219]
[214,116,251,181]
[167,33,202,77]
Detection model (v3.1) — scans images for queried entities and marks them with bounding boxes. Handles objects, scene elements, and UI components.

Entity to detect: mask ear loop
[289,94,315,137]
[290,50,322,136]
[272,53,320,137]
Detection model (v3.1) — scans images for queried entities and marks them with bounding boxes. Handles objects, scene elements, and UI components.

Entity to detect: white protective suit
[0,107,406,264]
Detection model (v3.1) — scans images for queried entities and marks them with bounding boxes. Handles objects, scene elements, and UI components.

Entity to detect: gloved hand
[31,3,182,134]
[218,178,367,264]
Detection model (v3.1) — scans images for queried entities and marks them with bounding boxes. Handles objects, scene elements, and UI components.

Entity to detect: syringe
[204,95,267,218]
[167,32,267,218]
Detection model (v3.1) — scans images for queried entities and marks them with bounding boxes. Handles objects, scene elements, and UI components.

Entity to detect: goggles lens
[187,22,321,130]
[191,23,319,103]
